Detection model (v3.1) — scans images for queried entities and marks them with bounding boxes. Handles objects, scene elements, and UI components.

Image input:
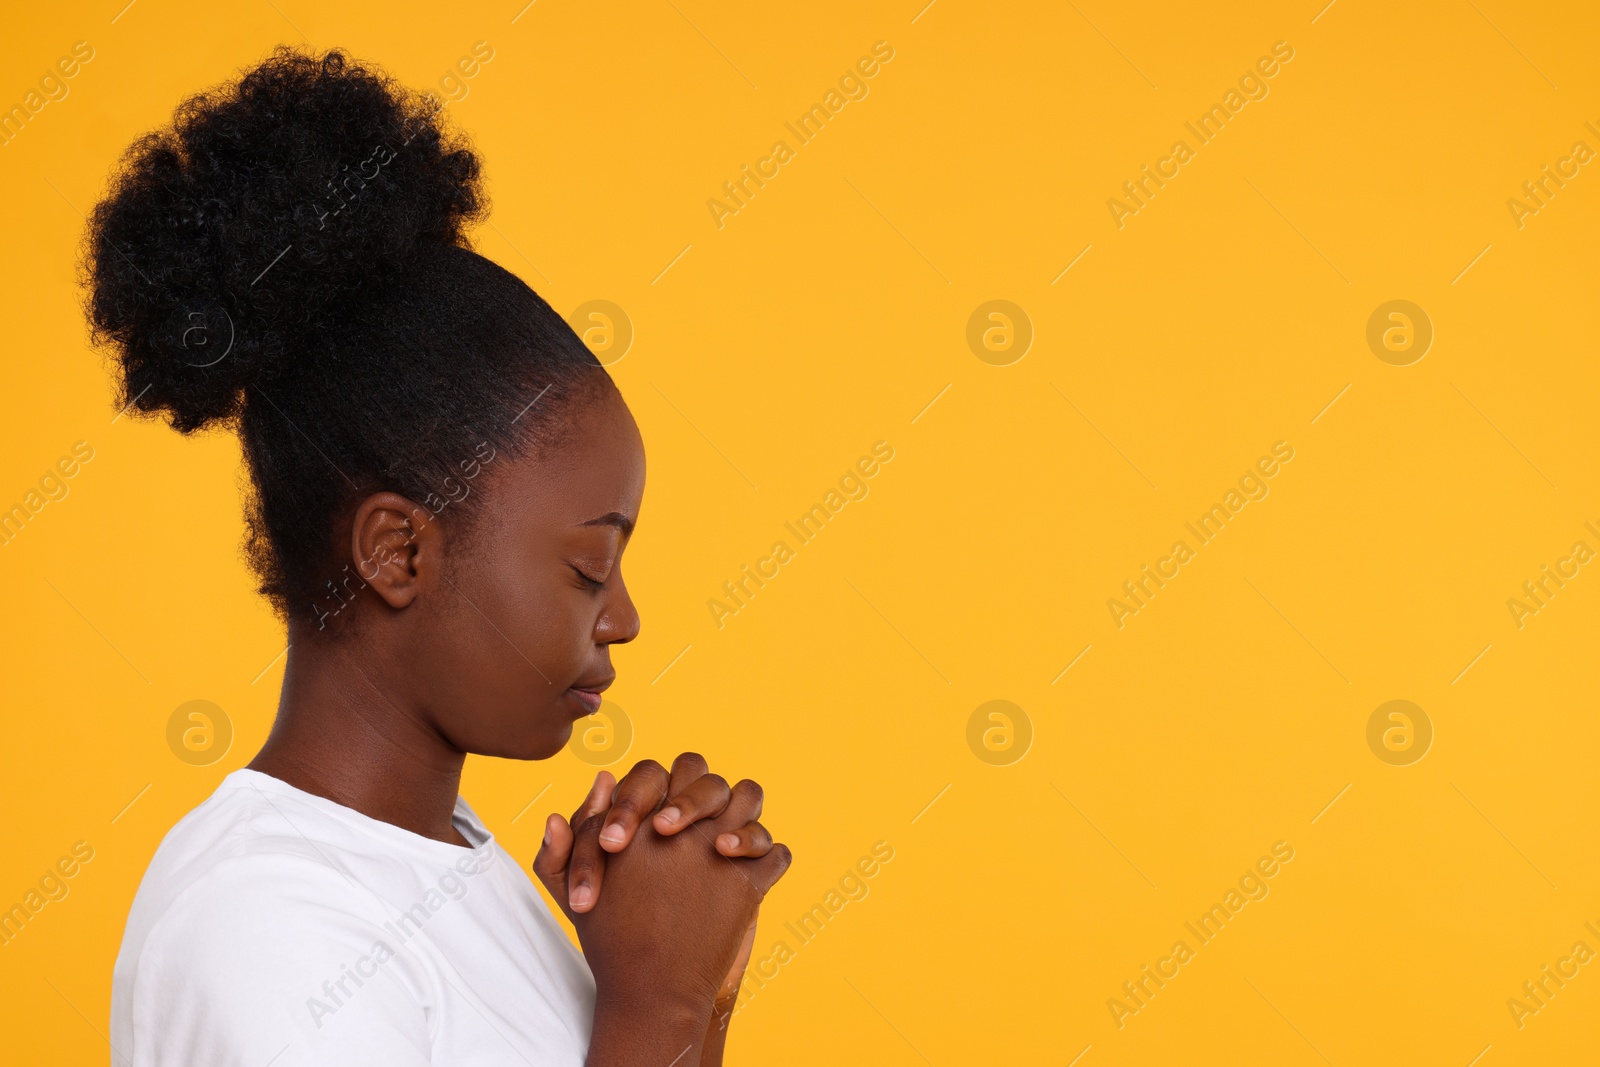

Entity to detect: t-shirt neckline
[223,767,495,860]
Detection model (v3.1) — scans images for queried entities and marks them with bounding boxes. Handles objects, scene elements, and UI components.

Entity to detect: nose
[596,572,640,646]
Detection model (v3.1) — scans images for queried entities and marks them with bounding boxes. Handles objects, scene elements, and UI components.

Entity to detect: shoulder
[129,845,416,1000]
[114,778,435,1064]
[126,771,424,970]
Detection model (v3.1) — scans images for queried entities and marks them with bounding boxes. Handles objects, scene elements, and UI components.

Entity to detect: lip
[566,675,614,716]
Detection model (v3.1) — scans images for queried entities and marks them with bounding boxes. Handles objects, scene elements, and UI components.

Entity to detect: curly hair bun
[85,47,486,432]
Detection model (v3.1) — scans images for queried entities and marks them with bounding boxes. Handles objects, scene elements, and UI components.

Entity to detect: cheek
[520,590,593,682]
[430,567,590,757]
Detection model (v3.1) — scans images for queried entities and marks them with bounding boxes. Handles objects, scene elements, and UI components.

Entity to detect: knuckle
[699,773,730,795]
[734,779,765,806]
[607,791,643,815]
[632,758,667,779]
[673,751,708,772]
[576,813,608,838]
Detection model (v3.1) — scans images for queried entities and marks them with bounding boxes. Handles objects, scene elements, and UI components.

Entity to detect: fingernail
[717,833,739,851]
[656,806,681,826]
[543,817,554,846]
[599,823,625,845]
[570,884,592,909]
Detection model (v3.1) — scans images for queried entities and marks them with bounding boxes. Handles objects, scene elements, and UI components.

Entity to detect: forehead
[489,388,645,530]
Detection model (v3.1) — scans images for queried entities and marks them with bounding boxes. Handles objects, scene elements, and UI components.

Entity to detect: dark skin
[249,381,790,1065]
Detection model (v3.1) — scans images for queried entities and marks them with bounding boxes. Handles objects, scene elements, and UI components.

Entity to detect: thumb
[532,813,575,918]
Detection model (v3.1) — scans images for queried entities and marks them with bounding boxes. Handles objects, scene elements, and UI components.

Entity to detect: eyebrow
[579,511,635,537]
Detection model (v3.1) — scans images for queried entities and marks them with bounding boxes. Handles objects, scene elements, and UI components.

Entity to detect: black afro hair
[82,47,605,624]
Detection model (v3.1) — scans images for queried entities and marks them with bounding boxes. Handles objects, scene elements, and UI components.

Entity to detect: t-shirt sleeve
[123,851,435,1067]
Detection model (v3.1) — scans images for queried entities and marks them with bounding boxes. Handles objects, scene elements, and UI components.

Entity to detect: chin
[507,721,573,762]
[470,700,575,761]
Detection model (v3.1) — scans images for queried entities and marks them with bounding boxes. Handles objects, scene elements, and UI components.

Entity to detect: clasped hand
[533,752,791,1012]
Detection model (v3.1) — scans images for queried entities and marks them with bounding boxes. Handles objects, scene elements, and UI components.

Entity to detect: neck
[248,630,469,846]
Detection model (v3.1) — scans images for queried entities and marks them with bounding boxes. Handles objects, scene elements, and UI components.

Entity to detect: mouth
[566,675,614,716]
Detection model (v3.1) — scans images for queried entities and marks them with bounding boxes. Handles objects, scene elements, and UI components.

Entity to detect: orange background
[3,1,1600,1063]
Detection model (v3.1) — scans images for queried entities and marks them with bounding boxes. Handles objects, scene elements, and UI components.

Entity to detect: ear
[350,492,443,610]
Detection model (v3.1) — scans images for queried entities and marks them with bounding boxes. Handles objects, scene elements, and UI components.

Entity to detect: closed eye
[571,564,606,590]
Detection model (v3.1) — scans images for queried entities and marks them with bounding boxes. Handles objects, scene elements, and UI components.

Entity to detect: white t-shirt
[111,768,595,1066]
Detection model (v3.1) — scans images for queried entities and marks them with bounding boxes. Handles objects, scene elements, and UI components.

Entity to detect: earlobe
[351,492,438,610]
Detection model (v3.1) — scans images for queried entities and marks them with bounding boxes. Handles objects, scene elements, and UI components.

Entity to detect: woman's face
[413,384,647,760]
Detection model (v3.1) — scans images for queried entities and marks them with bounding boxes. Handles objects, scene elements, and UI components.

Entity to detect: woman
[86,47,790,1066]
